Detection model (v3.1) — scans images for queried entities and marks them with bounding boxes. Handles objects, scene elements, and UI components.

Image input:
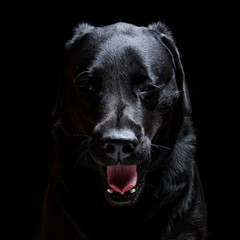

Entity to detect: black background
[6,2,236,240]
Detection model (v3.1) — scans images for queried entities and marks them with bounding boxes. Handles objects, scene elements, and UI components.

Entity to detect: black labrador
[42,21,207,240]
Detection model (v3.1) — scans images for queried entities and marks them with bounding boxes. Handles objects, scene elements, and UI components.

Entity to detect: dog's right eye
[85,84,97,93]
[78,81,98,93]
[74,72,99,93]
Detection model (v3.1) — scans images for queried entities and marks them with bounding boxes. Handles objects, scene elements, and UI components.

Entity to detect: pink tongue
[107,164,137,195]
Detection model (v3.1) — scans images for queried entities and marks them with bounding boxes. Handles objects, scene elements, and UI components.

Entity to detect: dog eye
[140,85,158,93]
[138,84,162,108]
[76,80,97,93]
[85,84,97,92]
[74,72,99,93]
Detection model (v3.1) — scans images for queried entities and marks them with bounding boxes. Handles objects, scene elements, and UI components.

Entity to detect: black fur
[42,21,207,240]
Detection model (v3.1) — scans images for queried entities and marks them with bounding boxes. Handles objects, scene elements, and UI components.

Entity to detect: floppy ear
[148,21,192,117]
[52,23,95,119]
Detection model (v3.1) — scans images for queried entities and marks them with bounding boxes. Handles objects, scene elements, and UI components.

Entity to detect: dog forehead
[96,23,164,57]
[87,23,170,74]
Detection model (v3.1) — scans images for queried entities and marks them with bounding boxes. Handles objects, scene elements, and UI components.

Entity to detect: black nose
[99,130,138,161]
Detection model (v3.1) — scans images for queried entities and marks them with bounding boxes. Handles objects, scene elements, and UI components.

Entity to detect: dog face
[54,22,191,207]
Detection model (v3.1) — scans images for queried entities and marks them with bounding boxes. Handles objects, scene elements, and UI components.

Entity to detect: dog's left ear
[148,21,192,117]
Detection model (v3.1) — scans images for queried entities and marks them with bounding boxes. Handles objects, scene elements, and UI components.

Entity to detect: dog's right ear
[52,23,95,119]
[65,23,95,52]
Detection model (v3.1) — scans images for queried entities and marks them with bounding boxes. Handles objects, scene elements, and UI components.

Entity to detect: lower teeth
[129,188,136,193]
[107,188,114,194]
[107,188,136,195]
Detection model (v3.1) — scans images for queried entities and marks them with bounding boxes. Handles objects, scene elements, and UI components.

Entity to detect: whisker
[74,132,91,138]
[77,148,89,162]
[86,118,96,127]
[71,139,88,157]
[151,143,172,151]
[73,128,91,138]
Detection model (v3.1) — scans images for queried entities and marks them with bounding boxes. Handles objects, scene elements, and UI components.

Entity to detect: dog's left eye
[138,84,162,108]
[140,85,158,93]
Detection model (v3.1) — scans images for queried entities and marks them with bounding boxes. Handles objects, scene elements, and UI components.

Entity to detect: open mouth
[99,164,144,207]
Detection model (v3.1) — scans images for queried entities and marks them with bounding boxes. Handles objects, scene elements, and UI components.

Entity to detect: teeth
[107,188,136,194]
[107,188,114,194]
[129,188,136,194]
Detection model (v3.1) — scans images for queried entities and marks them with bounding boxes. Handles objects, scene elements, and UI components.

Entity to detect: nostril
[98,129,139,159]
[122,143,135,154]
[104,143,115,153]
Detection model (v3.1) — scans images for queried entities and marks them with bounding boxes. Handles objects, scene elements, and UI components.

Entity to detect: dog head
[53,22,192,207]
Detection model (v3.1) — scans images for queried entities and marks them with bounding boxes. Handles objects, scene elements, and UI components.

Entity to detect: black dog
[42,21,207,240]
